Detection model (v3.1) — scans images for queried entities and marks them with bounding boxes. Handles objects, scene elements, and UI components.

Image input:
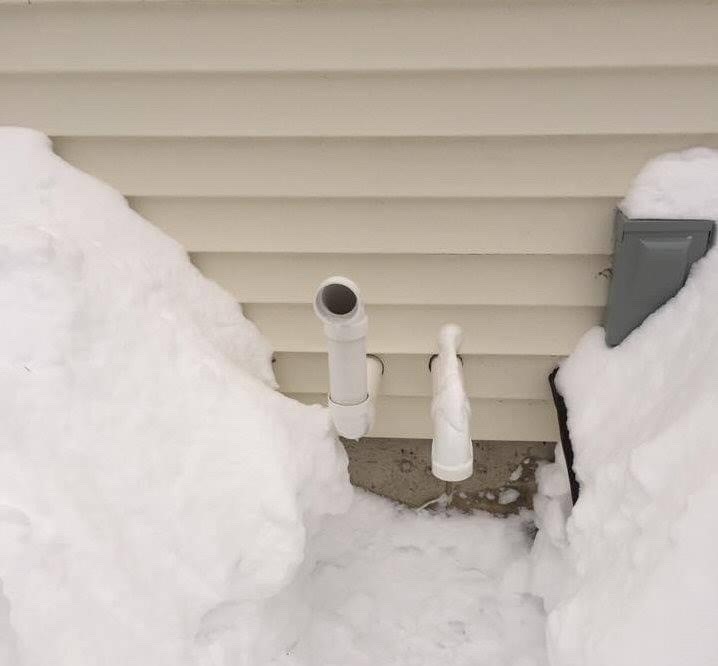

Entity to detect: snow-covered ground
[1,127,717,665]
[278,490,546,666]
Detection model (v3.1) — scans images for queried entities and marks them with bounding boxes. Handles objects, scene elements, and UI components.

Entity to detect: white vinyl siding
[3,0,717,441]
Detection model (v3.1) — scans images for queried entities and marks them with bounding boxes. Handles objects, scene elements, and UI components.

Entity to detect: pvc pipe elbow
[314,277,382,439]
[313,276,368,342]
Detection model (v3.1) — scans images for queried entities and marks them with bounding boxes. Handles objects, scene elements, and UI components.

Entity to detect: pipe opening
[320,283,358,316]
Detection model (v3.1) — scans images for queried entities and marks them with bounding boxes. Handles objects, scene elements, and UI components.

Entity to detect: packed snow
[531,147,718,666]
[0,128,352,665]
[3,127,717,666]
[0,128,546,666]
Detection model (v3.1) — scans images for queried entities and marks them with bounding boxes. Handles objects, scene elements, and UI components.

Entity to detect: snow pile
[430,324,473,481]
[532,148,718,666]
[278,490,547,666]
[12,124,717,666]
[0,128,351,666]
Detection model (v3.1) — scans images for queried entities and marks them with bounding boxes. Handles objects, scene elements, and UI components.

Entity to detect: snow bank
[532,148,718,666]
[0,128,351,666]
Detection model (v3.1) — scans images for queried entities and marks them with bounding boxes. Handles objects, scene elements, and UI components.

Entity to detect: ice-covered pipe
[313,276,383,439]
[429,324,473,482]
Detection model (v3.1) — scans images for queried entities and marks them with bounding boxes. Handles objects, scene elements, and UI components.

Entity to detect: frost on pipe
[314,276,381,439]
[430,324,473,482]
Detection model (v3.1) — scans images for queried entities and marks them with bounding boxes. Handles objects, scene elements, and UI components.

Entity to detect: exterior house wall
[2,0,717,441]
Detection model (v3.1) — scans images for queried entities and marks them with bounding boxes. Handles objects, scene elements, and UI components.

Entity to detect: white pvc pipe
[313,276,382,439]
[429,324,473,482]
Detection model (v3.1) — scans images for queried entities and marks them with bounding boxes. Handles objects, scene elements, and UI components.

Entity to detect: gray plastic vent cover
[604,210,714,347]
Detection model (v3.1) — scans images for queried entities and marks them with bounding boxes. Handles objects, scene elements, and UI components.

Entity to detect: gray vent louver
[604,210,714,346]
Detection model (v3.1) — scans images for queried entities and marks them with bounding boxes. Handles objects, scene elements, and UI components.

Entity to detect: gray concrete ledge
[344,437,555,514]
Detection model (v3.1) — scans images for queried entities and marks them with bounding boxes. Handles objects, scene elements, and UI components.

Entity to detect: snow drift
[0,127,351,665]
[5,125,717,666]
[532,148,718,666]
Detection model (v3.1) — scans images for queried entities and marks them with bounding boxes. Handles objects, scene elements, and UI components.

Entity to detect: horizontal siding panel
[3,68,718,137]
[243,304,602,356]
[1,3,717,72]
[133,196,616,255]
[275,352,559,400]
[193,252,611,307]
[6,0,712,443]
[53,135,718,198]
[289,393,558,441]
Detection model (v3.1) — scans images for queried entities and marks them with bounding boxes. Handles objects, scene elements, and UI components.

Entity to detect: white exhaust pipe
[429,324,473,482]
[313,276,383,439]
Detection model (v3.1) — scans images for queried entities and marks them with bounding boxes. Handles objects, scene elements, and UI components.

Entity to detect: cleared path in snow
[279,491,547,666]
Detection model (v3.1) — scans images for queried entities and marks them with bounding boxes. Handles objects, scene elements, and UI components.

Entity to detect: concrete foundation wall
[344,438,555,514]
